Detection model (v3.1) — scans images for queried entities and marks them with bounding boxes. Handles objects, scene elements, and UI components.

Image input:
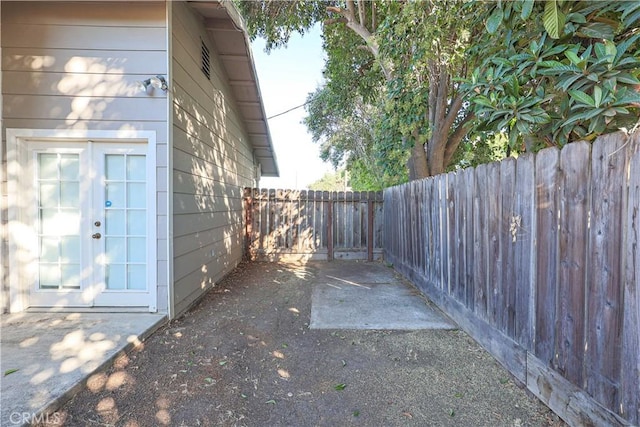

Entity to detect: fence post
[244,188,253,261]
[327,193,334,261]
[368,195,374,262]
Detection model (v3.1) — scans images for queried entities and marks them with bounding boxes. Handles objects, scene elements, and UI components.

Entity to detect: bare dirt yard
[39,261,565,426]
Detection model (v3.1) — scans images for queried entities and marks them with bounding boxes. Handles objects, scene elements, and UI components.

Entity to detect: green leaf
[3,368,19,376]
[472,97,495,108]
[569,90,595,107]
[562,109,600,127]
[577,23,616,40]
[603,41,617,60]
[616,74,640,85]
[622,7,640,29]
[334,383,347,391]
[593,86,602,107]
[543,0,566,39]
[219,360,227,366]
[486,7,504,34]
[265,399,277,405]
[564,50,582,66]
[566,12,587,24]
[521,0,534,19]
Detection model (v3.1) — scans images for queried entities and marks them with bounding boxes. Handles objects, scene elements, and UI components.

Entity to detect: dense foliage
[237,0,640,187]
[307,168,350,191]
[464,0,640,150]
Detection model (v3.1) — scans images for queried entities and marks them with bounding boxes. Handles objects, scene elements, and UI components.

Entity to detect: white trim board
[6,128,159,313]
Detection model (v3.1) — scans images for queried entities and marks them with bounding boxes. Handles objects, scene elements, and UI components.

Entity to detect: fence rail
[384,130,640,427]
[244,189,383,262]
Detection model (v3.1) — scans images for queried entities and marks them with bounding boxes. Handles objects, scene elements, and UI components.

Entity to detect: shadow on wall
[171,68,252,303]
[4,51,168,313]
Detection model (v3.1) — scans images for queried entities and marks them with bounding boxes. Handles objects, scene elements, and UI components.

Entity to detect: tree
[237,0,485,180]
[465,0,640,150]
[304,85,406,190]
[307,168,350,191]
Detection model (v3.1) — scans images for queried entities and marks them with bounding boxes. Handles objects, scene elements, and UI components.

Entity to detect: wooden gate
[244,188,383,261]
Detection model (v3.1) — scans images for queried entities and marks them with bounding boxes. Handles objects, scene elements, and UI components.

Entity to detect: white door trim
[7,128,157,312]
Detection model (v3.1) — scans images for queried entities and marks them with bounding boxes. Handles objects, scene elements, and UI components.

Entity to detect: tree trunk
[408,138,429,180]
[427,142,446,176]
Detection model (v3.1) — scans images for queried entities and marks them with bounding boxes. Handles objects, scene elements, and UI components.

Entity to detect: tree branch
[325,17,348,25]
[346,0,357,20]
[372,2,376,31]
[443,112,475,166]
[427,61,437,128]
[440,94,464,141]
[357,0,366,27]
[326,4,391,81]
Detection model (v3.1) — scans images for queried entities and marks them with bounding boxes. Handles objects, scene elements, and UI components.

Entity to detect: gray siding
[171,2,257,316]
[0,0,4,314]
[0,1,170,313]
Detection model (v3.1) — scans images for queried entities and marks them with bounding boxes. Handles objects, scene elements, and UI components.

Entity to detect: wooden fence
[384,130,640,427]
[244,189,383,262]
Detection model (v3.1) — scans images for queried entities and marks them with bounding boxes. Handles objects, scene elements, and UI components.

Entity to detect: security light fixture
[137,75,169,93]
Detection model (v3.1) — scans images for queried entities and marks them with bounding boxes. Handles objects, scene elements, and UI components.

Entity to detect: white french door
[28,141,155,308]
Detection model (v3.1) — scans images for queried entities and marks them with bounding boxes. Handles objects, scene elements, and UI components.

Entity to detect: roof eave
[187,0,279,177]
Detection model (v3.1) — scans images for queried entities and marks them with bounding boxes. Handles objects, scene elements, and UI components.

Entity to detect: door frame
[6,129,158,312]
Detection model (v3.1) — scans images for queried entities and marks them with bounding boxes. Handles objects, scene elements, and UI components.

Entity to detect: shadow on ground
[37,261,564,427]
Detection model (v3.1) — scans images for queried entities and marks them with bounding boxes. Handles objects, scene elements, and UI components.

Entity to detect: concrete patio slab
[310,261,455,330]
[0,312,165,427]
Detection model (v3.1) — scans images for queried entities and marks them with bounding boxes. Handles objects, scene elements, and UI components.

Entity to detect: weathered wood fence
[383,130,640,427]
[244,189,383,261]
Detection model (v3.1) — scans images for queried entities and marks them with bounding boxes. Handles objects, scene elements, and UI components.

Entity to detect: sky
[250,25,334,189]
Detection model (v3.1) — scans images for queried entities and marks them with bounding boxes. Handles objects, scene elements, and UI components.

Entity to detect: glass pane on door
[36,153,81,290]
[103,154,147,290]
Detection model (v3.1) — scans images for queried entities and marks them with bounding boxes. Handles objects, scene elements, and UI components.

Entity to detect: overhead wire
[266,99,313,120]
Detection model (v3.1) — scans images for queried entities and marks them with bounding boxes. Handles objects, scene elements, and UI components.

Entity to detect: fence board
[464,168,475,310]
[486,162,501,327]
[439,175,449,294]
[622,142,640,424]
[447,172,458,297]
[557,142,590,386]
[586,134,627,410]
[534,147,560,364]
[473,164,489,320]
[514,154,535,351]
[246,188,383,261]
[501,158,517,336]
[381,130,640,426]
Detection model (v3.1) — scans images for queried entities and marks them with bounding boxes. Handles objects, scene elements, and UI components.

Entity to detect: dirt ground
[39,261,565,427]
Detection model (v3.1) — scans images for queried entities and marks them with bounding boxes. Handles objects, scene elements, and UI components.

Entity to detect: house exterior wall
[0,0,5,314]
[0,1,171,313]
[170,2,257,317]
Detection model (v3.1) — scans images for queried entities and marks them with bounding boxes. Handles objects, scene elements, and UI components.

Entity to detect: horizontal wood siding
[171,1,256,316]
[0,1,170,313]
[245,189,384,262]
[384,130,640,427]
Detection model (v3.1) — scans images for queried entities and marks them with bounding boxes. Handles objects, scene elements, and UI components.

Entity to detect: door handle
[92,233,102,239]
